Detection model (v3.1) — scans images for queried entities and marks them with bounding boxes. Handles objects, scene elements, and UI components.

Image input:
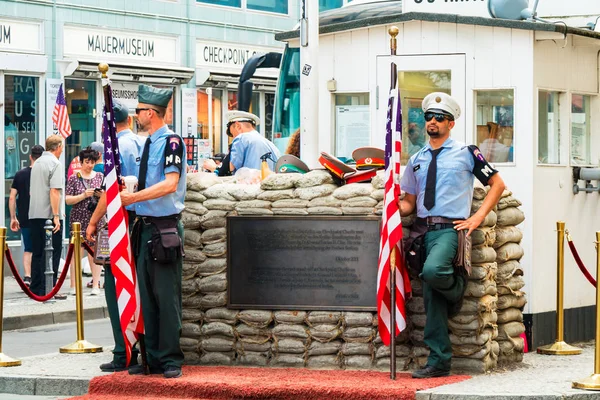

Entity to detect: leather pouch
[453,229,472,276]
[403,222,428,276]
[148,219,183,264]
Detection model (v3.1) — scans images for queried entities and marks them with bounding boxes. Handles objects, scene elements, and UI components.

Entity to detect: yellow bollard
[537,221,582,355]
[60,222,103,354]
[0,228,21,367]
[572,231,600,390]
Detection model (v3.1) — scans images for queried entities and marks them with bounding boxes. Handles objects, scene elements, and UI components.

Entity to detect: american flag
[52,83,72,139]
[102,83,143,365]
[377,73,411,346]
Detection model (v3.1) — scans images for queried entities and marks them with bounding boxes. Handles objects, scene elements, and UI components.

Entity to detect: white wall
[532,36,600,313]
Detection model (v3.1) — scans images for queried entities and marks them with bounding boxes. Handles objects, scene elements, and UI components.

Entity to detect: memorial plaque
[227,216,380,311]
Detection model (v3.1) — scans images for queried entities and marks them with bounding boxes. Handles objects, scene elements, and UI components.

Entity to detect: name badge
[413,164,421,172]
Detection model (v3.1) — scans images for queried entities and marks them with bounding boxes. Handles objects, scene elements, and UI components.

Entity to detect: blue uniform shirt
[117,129,144,211]
[230,130,280,171]
[134,125,186,217]
[401,137,496,219]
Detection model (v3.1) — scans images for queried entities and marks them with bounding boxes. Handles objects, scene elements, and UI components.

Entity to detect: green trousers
[421,228,464,371]
[104,264,139,365]
[136,221,184,369]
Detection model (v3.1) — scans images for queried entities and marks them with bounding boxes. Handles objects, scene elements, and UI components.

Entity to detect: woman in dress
[65,147,105,295]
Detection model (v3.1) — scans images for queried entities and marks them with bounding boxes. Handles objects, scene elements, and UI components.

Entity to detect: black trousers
[29,218,63,296]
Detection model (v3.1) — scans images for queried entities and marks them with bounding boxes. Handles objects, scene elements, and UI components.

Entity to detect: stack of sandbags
[341,312,377,369]
[494,191,526,364]
[305,312,343,368]
[235,310,273,366]
[271,311,309,367]
[405,279,427,370]
[449,183,499,373]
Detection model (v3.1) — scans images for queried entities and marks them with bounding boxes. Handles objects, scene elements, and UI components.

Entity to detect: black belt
[416,216,457,231]
[137,213,181,226]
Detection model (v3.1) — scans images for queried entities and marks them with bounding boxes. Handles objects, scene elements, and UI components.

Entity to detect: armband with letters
[164,134,184,172]
[468,145,498,185]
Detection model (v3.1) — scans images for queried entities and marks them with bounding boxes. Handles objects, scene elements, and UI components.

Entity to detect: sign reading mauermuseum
[63,25,179,66]
[0,19,43,53]
[227,216,379,311]
[196,41,281,77]
[403,0,489,18]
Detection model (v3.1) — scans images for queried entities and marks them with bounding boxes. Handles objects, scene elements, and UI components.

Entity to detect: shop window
[475,89,515,164]
[538,91,561,164]
[334,93,369,161]
[228,91,260,122]
[4,75,39,241]
[570,94,592,165]
[398,70,451,164]
[265,93,275,142]
[197,87,224,155]
[247,0,288,14]
[197,0,241,7]
[320,0,354,12]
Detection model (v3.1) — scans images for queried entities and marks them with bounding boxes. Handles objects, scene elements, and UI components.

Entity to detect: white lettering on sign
[404,0,489,18]
[0,19,43,53]
[64,25,179,66]
[195,41,282,77]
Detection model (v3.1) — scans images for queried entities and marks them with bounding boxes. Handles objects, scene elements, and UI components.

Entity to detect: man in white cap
[399,92,506,379]
[225,110,280,172]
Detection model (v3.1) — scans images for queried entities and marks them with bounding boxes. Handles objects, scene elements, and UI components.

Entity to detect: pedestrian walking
[86,99,143,372]
[65,147,105,295]
[399,92,506,378]
[9,144,45,287]
[120,85,186,379]
[29,135,66,299]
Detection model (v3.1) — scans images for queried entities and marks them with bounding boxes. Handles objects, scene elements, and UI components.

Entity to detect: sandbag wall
[180,170,526,372]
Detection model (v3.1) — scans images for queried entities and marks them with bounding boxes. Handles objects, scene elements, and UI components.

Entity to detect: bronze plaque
[227,216,380,311]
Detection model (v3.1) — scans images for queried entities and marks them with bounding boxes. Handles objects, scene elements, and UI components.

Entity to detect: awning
[62,59,195,84]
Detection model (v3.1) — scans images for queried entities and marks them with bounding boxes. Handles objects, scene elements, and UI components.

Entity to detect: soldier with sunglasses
[399,92,506,379]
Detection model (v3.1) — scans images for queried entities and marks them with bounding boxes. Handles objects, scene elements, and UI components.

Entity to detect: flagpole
[388,26,399,381]
[98,63,149,374]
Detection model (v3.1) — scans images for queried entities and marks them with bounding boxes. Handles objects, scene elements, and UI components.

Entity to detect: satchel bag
[403,222,428,276]
[147,218,184,264]
[93,226,111,265]
[453,229,472,276]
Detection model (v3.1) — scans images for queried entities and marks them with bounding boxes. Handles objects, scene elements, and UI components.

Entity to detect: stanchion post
[537,221,582,355]
[59,223,103,354]
[44,219,54,300]
[572,231,600,390]
[0,228,21,367]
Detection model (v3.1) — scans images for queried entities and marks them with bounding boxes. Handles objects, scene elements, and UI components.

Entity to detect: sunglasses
[424,112,453,123]
[135,107,159,115]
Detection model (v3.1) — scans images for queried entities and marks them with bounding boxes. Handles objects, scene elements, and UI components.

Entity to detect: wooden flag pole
[388,25,399,381]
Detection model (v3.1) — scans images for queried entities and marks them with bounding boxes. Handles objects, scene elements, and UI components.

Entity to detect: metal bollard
[537,221,582,355]
[44,219,54,298]
[59,222,103,354]
[572,231,600,390]
[0,227,21,367]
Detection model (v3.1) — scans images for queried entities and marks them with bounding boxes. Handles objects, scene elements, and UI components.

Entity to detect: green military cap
[112,100,129,123]
[138,84,173,108]
[276,154,310,174]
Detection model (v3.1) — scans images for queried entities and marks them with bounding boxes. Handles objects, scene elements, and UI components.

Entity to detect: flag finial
[388,26,399,54]
[98,63,110,78]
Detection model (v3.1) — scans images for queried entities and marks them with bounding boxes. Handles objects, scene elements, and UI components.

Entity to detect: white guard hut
[275,0,600,348]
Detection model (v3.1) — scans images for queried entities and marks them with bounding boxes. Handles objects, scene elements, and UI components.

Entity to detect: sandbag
[205,308,238,324]
[496,243,524,262]
[274,338,307,354]
[471,246,497,264]
[471,227,496,247]
[496,207,525,226]
[497,321,526,340]
[274,311,307,325]
[469,263,497,282]
[464,279,497,297]
[493,226,523,248]
[496,307,524,324]
[497,276,526,295]
[496,260,523,283]
[497,292,527,310]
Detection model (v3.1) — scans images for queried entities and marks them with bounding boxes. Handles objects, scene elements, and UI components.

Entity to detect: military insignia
[280,166,287,172]
[435,96,442,103]
[169,136,181,151]
[365,157,373,165]
[472,148,485,162]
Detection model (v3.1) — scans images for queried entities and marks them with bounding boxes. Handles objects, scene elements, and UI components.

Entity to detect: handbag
[93,225,111,265]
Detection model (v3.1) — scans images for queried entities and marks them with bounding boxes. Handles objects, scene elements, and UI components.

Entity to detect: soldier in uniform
[399,92,506,379]
[86,100,143,372]
[120,85,186,379]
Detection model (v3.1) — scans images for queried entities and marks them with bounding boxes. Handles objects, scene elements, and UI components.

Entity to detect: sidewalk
[0,340,597,398]
[2,276,108,331]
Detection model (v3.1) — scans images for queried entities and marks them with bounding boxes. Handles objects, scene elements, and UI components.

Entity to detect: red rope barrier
[5,244,75,302]
[82,242,95,258]
[566,237,597,288]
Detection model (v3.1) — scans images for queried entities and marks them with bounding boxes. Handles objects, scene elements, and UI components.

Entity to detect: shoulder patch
[164,134,184,172]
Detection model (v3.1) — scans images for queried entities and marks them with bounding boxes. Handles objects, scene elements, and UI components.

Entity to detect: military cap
[352,147,385,170]
[344,169,378,184]
[318,151,356,180]
[422,92,461,120]
[138,84,173,108]
[226,110,261,126]
[112,99,129,123]
[90,141,104,154]
[276,154,310,174]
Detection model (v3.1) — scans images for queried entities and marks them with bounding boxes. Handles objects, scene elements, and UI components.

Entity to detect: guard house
[275,1,600,347]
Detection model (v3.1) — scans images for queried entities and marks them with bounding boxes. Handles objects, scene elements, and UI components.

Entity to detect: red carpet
[69,366,470,400]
